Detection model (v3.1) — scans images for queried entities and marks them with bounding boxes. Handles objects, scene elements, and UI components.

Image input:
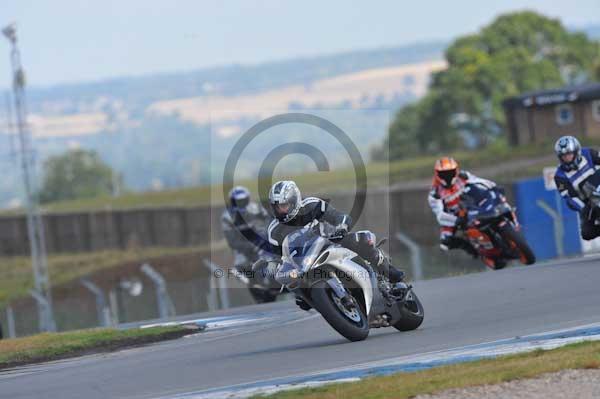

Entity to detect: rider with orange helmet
[428,157,497,258]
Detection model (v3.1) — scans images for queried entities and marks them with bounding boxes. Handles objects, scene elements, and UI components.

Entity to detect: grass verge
[0,244,216,307]
[20,137,595,214]
[0,325,196,370]
[260,340,600,399]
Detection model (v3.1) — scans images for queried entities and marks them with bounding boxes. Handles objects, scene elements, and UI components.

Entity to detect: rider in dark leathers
[221,186,271,273]
[266,181,405,296]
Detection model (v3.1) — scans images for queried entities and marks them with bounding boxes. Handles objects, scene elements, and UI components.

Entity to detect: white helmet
[268,180,301,222]
[554,136,582,171]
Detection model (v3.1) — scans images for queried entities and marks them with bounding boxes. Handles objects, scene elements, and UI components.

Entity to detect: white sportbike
[274,223,424,342]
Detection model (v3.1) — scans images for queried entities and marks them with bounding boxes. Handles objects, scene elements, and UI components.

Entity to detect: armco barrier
[0,183,515,256]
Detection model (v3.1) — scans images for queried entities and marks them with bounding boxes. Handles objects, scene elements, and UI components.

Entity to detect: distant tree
[376,103,420,160]
[39,149,121,203]
[382,11,600,160]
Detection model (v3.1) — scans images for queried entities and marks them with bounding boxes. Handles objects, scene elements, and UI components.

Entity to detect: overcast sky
[1,0,599,88]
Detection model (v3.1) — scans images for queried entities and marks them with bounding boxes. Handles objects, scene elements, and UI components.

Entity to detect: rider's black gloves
[334,225,348,238]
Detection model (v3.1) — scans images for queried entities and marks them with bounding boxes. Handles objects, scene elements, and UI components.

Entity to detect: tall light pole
[2,23,55,332]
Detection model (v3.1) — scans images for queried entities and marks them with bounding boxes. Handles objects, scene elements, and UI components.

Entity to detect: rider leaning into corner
[428,157,503,267]
[266,180,406,310]
[554,135,600,241]
[221,186,272,273]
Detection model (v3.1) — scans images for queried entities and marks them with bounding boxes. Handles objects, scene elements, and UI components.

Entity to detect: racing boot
[375,250,407,297]
[375,250,405,283]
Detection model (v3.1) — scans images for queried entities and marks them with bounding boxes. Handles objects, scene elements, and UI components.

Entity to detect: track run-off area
[1,255,600,399]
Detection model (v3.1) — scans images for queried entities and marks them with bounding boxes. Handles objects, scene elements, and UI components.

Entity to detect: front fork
[326,276,347,299]
[498,211,521,231]
[495,218,522,257]
[289,274,350,311]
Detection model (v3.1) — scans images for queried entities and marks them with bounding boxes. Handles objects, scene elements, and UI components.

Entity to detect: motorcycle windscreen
[462,184,505,219]
[282,227,327,271]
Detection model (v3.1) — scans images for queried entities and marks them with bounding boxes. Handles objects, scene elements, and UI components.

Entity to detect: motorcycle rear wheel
[393,290,424,331]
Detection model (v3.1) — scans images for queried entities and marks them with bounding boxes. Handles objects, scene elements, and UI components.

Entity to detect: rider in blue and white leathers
[553,136,600,240]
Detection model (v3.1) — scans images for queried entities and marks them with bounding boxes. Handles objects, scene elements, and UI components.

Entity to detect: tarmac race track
[1,256,599,399]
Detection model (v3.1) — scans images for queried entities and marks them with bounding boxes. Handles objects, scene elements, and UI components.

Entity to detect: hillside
[0,41,446,208]
[148,60,445,130]
[23,41,446,114]
[33,138,575,214]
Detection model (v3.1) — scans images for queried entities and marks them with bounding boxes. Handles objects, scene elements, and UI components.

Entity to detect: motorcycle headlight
[276,261,300,285]
[301,254,318,271]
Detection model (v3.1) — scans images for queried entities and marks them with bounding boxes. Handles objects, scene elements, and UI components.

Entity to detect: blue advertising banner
[513,177,581,261]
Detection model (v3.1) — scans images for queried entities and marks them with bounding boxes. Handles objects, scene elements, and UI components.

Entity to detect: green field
[0,245,214,307]
[260,340,600,399]
[27,138,575,214]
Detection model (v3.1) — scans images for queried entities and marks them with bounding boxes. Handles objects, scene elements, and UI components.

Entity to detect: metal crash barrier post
[141,263,176,319]
[81,279,113,327]
[395,232,424,281]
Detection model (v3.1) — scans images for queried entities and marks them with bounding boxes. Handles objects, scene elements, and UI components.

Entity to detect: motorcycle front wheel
[311,280,369,342]
[500,225,536,265]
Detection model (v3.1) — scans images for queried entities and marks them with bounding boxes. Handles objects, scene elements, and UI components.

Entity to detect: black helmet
[268,180,301,222]
[228,186,250,210]
[554,136,582,171]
